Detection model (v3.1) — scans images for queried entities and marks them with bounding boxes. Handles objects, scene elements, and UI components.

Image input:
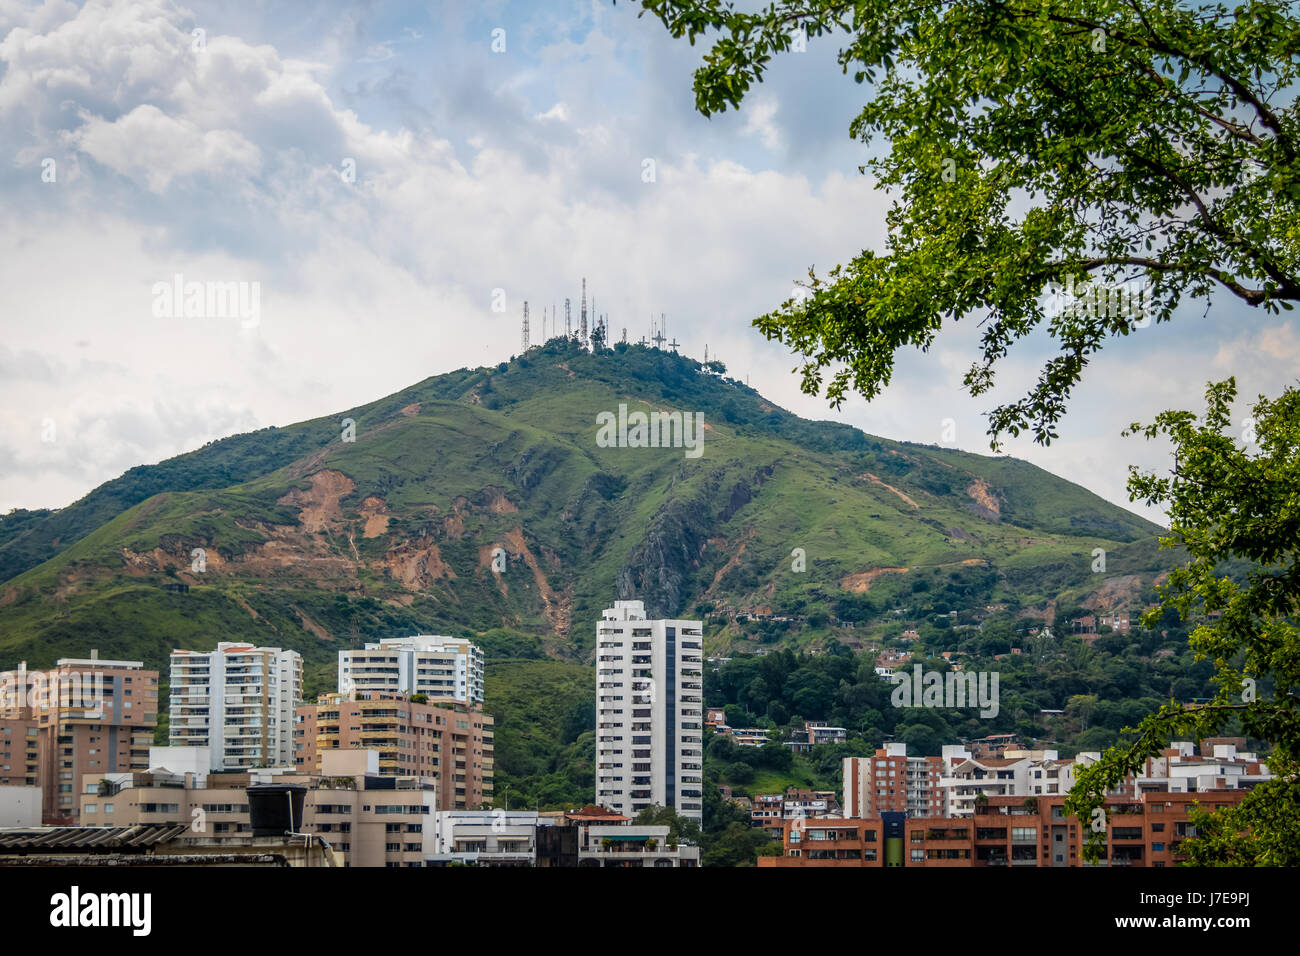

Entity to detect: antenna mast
[521,301,530,350]
[652,312,667,350]
[565,298,572,339]
[580,278,589,347]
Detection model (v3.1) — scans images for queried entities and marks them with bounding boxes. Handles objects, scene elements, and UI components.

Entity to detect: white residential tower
[338,635,484,704]
[169,642,302,771]
[595,600,704,823]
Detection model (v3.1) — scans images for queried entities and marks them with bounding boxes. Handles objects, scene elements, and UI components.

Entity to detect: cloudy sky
[1,0,1293,524]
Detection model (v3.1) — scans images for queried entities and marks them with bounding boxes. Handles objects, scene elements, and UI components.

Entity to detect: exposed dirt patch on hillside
[547,586,574,640]
[238,536,358,580]
[967,478,1001,519]
[707,529,755,593]
[293,605,332,641]
[479,542,510,597]
[384,537,457,588]
[359,496,390,538]
[860,473,920,509]
[483,487,518,514]
[121,545,227,576]
[555,363,575,378]
[840,567,909,592]
[400,403,421,417]
[0,587,19,607]
[505,527,565,632]
[1082,573,1146,609]
[278,470,355,534]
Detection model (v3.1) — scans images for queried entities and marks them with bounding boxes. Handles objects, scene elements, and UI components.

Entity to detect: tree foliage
[629,0,1300,446]
[1065,380,1300,862]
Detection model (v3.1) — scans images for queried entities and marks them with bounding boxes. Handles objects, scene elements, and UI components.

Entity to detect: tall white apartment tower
[169,642,302,771]
[338,635,484,704]
[595,600,704,823]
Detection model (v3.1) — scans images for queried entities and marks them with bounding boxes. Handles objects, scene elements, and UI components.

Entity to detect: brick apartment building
[759,790,1250,867]
[0,653,158,824]
[295,691,493,810]
[844,744,946,818]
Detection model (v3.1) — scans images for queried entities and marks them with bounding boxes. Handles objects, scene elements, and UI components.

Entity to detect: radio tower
[565,298,572,338]
[652,313,667,350]
[579,278,589,347]
[521,301,530,350]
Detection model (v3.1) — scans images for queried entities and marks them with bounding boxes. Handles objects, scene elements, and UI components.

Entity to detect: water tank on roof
[247,783,306,837]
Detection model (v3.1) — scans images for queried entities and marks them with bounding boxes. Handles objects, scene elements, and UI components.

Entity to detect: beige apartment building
[296,692,493,810]
[82,748,436,867]
[0,653,158,824]
[0,711,40,789]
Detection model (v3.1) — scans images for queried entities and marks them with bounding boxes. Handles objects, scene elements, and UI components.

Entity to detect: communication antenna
[565,298,572,338]
[521,301,530,350]
[580,278,589,347]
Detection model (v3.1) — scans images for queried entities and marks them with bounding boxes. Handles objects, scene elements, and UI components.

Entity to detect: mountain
[0,339,1170,695]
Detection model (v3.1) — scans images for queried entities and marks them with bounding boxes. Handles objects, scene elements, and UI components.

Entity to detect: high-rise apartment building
[295,691,493,810]
[169,642,302,771]
[843,743,947,818]
[338,635,484,704]
[595,600,703,822]
[0,652,158,824]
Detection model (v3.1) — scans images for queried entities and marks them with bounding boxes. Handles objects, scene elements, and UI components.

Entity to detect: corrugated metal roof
[0,823,188,852]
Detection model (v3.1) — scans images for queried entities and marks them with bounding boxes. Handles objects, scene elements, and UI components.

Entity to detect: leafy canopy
[627,0,1300,446]
[1064,379,1300,863]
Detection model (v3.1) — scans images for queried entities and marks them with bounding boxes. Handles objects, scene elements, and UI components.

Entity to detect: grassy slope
[0,344,1181,814]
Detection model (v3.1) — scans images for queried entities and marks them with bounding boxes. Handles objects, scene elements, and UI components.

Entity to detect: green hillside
[0,339,1169,694]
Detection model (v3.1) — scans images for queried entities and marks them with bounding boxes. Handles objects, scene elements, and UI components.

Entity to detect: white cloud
[741,97,783,151]
[69,104,262,191]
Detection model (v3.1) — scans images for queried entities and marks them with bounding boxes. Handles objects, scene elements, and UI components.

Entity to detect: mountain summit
[0,340,1165,688]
